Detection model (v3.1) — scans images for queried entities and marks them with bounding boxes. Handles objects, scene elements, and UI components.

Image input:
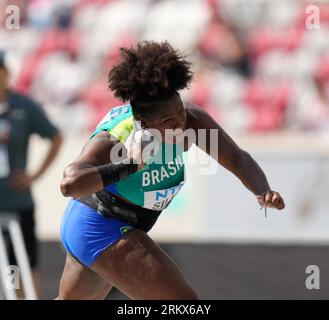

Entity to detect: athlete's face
[141,94,187,144]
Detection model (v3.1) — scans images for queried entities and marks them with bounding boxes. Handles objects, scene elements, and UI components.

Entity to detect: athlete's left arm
[185,103,285,210]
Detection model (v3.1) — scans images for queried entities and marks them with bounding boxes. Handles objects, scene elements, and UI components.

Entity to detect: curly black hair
[108,41,193,105]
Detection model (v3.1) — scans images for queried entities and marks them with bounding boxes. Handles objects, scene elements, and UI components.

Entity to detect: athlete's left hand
[256,190,285,210]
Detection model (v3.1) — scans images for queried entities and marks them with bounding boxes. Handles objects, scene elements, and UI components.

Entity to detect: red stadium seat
[243,79,291,132]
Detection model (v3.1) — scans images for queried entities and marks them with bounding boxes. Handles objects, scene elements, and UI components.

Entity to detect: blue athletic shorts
[60,198,134,267]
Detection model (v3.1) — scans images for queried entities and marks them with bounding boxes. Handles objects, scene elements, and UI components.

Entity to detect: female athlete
[58,41,285,300]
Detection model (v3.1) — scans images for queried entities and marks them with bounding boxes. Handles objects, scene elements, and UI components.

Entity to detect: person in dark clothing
[0,50,63,298]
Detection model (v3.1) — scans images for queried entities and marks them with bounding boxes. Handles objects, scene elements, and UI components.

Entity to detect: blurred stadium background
[1,0,329,299]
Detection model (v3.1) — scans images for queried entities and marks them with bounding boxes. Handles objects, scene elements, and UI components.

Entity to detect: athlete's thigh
[59,254,113,300]
[90,229,198,300]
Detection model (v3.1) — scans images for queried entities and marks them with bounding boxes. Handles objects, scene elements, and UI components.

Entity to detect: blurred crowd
[0,0,329,134]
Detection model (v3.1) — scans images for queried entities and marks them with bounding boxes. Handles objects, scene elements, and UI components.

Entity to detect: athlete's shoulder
[96,104,132,128]
[184,101,218,130]
[89,104,134,141]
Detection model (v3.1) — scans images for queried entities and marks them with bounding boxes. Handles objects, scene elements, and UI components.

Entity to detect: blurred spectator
[26,0,55,30]
[31,51,88,106]
[199,16,252,77]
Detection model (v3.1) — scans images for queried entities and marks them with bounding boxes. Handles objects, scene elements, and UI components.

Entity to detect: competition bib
[143,180,185,211]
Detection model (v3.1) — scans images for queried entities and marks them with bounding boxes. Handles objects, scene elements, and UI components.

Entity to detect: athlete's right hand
[124,130,157,171]
[124,133,143,170]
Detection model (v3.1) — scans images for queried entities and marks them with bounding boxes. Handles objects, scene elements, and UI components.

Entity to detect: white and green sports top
[89,104,186,211]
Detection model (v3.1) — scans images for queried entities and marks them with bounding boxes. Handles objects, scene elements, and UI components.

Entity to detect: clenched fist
[256,190,285,210]
[124,129,160,170]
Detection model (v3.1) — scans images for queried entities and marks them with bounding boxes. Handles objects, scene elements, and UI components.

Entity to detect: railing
[0,213,37,300]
